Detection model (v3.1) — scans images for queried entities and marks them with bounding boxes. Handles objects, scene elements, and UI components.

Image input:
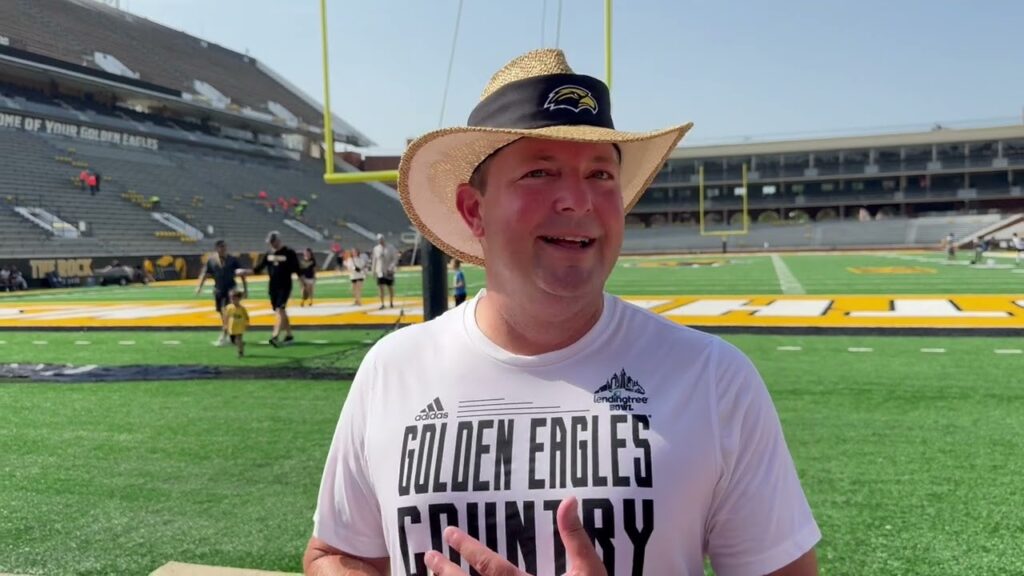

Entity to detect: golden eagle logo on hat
[543,85,598,114]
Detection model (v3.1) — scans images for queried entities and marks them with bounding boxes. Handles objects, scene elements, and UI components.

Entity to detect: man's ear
[455,183,485,239]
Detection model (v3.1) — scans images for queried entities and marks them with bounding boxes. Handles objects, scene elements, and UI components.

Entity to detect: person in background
[299,247,318,307]
[195,240,248,346]
[224,288,249,358]
[943,232,957,261]
[451,259,467,306]
[1012,232,1024,266]
[86,172,98,196]
[252,231,300,347]
[371,233,398,309]
[344,248,366,306]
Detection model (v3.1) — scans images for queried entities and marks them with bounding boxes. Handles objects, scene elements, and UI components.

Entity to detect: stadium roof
[672,123,1024,160]
[0,0,373,146]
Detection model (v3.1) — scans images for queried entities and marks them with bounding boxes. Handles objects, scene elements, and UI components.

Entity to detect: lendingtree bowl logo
[594,369,648,412]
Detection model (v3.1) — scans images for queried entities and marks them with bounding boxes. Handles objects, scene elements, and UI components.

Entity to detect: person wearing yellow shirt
[224,288,250,358]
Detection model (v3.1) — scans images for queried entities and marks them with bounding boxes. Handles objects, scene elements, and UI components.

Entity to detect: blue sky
[124,0,1024,154]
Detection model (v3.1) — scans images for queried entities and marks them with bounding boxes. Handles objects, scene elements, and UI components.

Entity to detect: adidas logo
[414,397,449,421]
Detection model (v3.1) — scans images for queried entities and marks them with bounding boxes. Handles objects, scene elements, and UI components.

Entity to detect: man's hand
[424,497,606,576]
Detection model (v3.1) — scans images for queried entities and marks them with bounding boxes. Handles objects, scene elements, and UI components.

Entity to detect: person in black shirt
[195,239,248,346]
[252,231,300,347]
[299,247,317,307]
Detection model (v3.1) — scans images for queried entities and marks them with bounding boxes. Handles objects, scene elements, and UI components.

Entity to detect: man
[253,231,300,347]
[195,239,248,346]
[371,233,398,309]
[305,49,819,576]
[1012,232,1024,266]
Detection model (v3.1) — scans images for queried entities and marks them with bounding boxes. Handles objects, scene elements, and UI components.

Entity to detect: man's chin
[533,269,607,301]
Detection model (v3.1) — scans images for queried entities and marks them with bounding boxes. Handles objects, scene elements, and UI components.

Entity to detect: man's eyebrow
[527,153,618,163]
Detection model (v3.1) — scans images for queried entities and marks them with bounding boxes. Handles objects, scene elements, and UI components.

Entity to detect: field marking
[74,340,90,345]
[0,340,6,345]
[312,339,330,345]
[920,348,947,353]
[994,349,1023,355]
[770,255,806,295]
[847,347,874,353]
[163,340,181,345]
[32,340,48,345]
[776,346,803,351]
[118,340,136,345]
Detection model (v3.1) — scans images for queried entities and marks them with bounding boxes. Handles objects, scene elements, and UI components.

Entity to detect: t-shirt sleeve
[312,350,388,558]
[705,341,820,576]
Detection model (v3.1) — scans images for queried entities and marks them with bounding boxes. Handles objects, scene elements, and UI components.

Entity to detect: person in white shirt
[1012,233,1024,265]
[372,234,399,309]
[344,248,368,306]
[304,49,820,576]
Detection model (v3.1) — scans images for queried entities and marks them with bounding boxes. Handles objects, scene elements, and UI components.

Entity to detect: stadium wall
[1,252,264,289]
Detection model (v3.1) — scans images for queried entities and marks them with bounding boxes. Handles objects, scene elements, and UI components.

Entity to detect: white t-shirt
[313,292,819,576]
[346,253,367,281]
[1013,237,1024,251]
[372,244,398,278]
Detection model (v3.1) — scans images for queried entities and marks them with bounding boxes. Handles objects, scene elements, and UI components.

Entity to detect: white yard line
[118,340,136,345]
[847,347,874,353]
[776,346,803,351]
[994,349,1023,355]
[74,340,90,345]
[770,254,806,295]
[163,340,181,345]
[920,348,947,353]
[32,341,48,345]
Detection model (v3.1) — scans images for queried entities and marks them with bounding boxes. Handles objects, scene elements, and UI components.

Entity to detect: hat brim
[397,122,694,266]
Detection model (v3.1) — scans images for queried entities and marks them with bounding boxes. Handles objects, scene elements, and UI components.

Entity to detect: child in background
[452,259,467,306]
[225,288,249,358]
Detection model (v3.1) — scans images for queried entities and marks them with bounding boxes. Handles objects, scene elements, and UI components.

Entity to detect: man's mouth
[540,235,595,249]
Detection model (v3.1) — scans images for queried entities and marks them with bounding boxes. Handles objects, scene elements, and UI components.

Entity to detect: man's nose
[552,175,594,214]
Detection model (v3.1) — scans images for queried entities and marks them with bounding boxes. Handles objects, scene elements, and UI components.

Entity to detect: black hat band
[467,73,614,131]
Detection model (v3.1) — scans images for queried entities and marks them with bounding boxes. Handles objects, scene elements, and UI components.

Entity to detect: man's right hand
[424,497,607,576]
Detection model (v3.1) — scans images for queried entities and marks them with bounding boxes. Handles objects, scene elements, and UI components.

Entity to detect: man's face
[216,244,227,258]
[456,138,624,302]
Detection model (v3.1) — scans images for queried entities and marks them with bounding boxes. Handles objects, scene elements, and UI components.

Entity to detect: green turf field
[2,250,1023,575]
[0,251,1020,305]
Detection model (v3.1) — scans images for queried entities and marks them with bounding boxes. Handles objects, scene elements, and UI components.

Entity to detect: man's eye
[523,169,549,179]
[590,170,614,180]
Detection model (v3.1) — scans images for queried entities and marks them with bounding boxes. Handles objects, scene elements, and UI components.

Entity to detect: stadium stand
[0,0,413,264]
[621,214,1004,254]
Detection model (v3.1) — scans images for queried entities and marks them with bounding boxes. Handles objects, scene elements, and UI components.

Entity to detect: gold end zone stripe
[1,295,1023,329]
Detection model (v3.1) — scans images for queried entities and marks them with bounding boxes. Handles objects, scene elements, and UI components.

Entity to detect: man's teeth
[543,236,594,247]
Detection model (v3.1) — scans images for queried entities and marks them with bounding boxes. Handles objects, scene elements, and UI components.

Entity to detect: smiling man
[304,49,820,576]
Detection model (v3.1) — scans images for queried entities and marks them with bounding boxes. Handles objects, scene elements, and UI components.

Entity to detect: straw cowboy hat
[397,48,693,266]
